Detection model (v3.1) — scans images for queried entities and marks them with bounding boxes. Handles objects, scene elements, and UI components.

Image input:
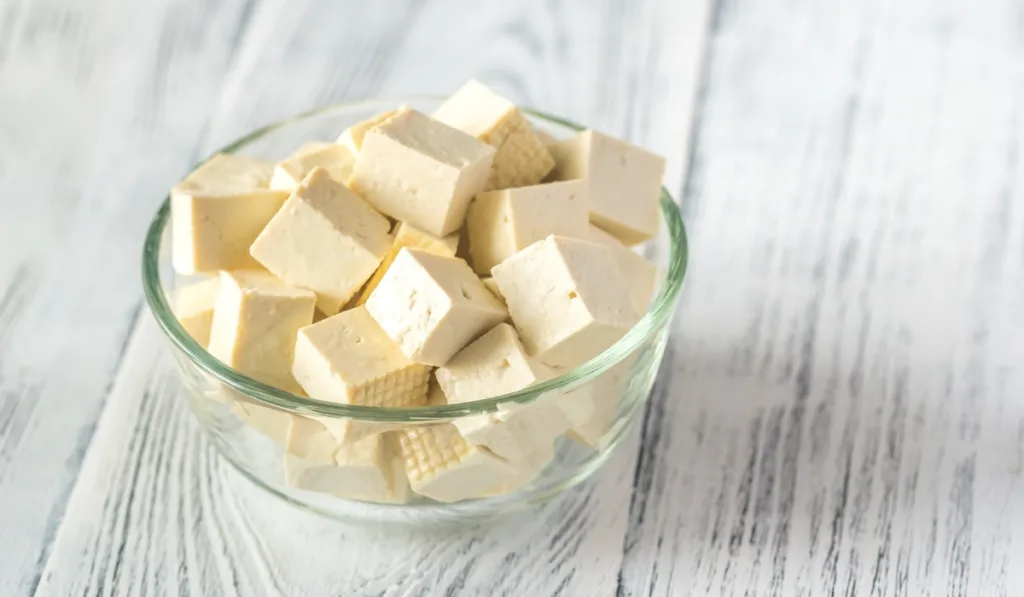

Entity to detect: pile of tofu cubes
[171,81,665,504]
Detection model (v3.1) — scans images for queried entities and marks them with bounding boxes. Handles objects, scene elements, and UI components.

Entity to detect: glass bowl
[141,98,688,524]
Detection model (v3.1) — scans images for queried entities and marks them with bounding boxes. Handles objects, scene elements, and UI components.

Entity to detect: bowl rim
[141,97,689,422]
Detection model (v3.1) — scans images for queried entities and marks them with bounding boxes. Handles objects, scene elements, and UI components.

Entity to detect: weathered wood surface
[1,0,1022,595]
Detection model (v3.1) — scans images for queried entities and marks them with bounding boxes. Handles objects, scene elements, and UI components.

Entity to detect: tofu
[465,180,588,274]
[396,424,515,503]
[349,109,495,236]
[365,248,508,366]
[586,224,659,313]
[232,401,293,445]
[291,306,430,441]
[562,359,634,450]
[479,276,504,306]
[547,130,666,245]
[285,415,338,460]
[207,271,316,393]
[286,430,410,503]
[250,168,392,314]
[491,235,639,368]
[436,324,570,462]
[432,80,555,190]
[269,143,357,192]
[336,108,405,156]
[172,276,220,347]
[171,153,289,274]
[352,221,460,307]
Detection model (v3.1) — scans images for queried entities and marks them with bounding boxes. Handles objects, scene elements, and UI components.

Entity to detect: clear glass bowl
[141,98,688,524]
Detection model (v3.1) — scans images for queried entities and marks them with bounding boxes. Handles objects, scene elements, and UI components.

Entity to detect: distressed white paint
[1,0,1022,596]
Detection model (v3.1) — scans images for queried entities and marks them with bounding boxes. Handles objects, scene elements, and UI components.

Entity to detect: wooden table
[1,0,1021,595]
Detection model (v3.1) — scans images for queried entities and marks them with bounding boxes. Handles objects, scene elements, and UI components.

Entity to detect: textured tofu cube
[349,110,495,236]
[547,130,665,245]
[352,221,460,307]
[171,153,289,274]
[172,276,220,347]
[396,424,514,503]
[336,108,405,156]
[286,431,410,503]
[491,235,639,368]
[269,142,357,192]
[586,224,659,313]
[433,80,555,190]
[465,180,588,274]
[436,324,570,462]
[207,271,316,393]
[365,248,507,366]
[250,168,392,314]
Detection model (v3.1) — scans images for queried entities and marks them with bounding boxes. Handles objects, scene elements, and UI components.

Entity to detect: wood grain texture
[13,1,708,596]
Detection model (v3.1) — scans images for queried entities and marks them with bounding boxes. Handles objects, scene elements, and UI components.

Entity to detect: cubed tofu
[561,358,634,450]
[436,324,570,462]
[491,235,639,368]
[292,306,430,440]
[397,423,515,503]
[171,153,289,274]
[286,431,410,503]
[349,110,495,236]
[586,224,659,313]
[269,143,357,192]
[352,221,460,307]
[547,130,665,245]
[232,401,293,445]
[465,180,588,274]
[172,276,220,347]
[432,80,555,190]
[336,108,405,156]
[250,168,392,315]
[207,271,316,393]
[365,248,508,366]
[479,276,505,306]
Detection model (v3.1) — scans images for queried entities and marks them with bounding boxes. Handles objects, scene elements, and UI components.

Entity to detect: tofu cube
[207,271,316,393]
[269,142,357,192]
[250,168,392,315]
[292,307,430,440]
[349,110,495,236]
[436,324,570,462]
[232,401,293,445]
[433,80,555,190]
[286,430,410,504]
[172,276,220,347]
[365,248,508,366]
[547,130,666,245]
[491,235,639,368]
[479,276,505,306]
[465,180,588,274]
[586,224,659,313]
[352,221,460,307]
[561,358,634,450]
[396,424,515,503]
[171,153,289,274]
[336,107,405,156]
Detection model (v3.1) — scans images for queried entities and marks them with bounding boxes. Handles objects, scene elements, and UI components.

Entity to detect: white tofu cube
[335,107,405,156]
[465,179,588,274]
[351,221,460,307]
[349,109,495,236]
[586,223,659,313]
[207,271,316,393]
[172,276,219,347]
[562,359,634,450]
[436,324,570,463]
[365,249,508,366]
[432,80,555,190]
[396,423,515,503]
[286,430,410,504]
[547,130,666,245]
[491,235,639,368]
[269,142,356,192]
[250,168,392,315]
[171,153,289,274]
[232,401,293,445]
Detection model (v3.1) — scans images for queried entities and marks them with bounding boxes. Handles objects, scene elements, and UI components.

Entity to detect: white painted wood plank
[31,1,706,595]
[617,0,1024,595]
[0,0,266,593]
